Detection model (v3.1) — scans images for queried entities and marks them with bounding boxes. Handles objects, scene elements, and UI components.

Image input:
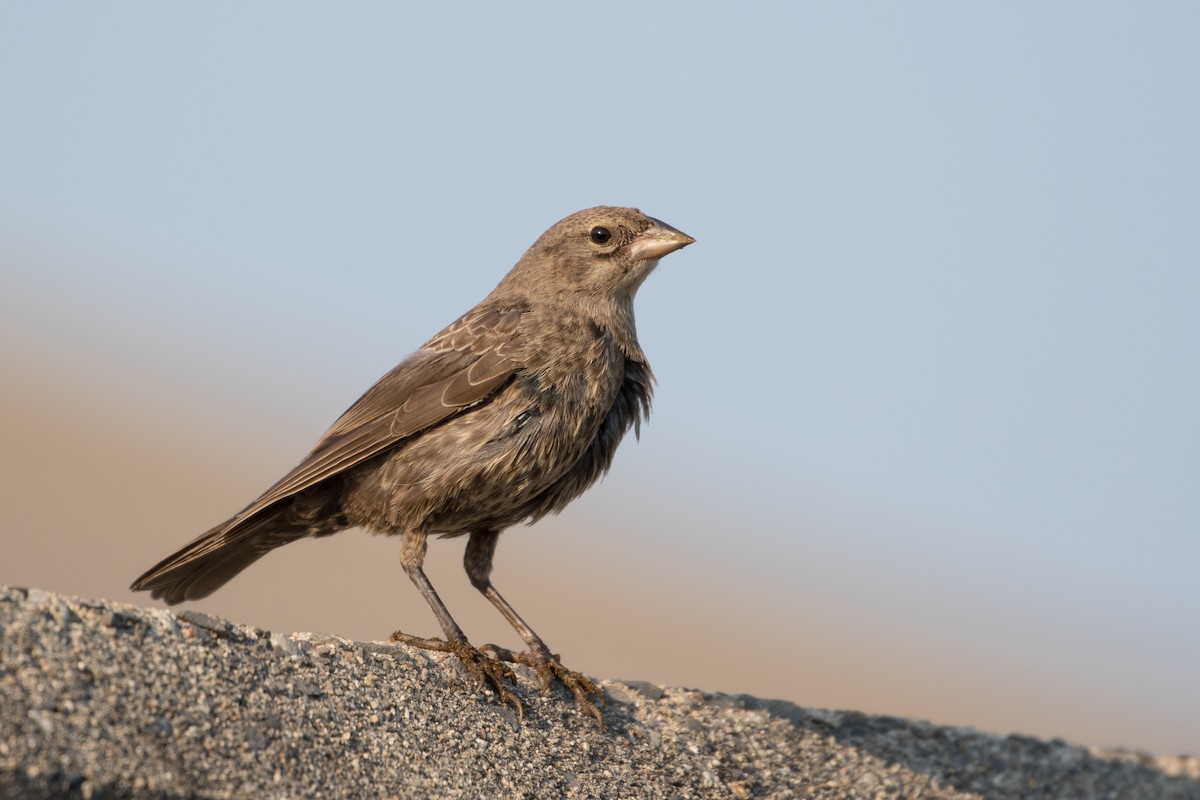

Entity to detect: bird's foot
[483,644,605,727]
[389,631,522,719]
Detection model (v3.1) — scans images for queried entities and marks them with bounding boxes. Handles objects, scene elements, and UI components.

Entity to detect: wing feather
[223,306,524,529]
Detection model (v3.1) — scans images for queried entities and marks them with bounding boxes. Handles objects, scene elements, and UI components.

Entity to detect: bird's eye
[589,226,612,245]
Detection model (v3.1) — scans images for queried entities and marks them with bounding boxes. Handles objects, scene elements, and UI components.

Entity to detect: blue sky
[2,4,1198,755]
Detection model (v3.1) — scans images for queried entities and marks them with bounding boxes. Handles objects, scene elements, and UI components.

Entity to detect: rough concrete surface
[1,587,1196,799]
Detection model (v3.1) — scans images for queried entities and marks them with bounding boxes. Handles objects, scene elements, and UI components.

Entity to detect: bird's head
[501,206,694,306]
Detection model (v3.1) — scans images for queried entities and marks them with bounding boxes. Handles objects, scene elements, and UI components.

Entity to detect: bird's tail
[130,491,344,605]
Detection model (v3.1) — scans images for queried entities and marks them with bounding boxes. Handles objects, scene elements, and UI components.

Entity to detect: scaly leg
[389,529,520,715]
[465,529,605,726]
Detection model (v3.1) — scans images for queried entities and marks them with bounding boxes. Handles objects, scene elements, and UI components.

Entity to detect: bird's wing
[225,306,525,528]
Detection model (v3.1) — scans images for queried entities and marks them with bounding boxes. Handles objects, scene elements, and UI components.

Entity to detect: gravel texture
[2,586,1197,799]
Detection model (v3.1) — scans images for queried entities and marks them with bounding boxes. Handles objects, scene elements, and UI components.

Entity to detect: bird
[131,206,694,723]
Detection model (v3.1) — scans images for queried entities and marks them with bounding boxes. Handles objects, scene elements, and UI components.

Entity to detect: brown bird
[131,206,694,722]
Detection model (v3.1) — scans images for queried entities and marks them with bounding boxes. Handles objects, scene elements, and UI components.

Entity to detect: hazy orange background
[3,328,1193,756]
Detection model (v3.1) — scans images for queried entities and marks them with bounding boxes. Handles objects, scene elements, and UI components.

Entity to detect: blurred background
[2,4,1197,756]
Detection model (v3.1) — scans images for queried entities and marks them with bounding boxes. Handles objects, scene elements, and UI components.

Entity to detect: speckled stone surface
[2,586,1197,799]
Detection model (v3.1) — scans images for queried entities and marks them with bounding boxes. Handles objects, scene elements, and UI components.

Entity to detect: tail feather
[131,491,345,604]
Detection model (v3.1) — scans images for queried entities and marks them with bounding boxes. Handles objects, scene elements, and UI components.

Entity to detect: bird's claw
[389,631,523,719]
[482,643,605,727]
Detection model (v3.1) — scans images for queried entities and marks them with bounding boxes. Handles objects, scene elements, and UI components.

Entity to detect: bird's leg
[389,529,519,714]
[464,529,605,725]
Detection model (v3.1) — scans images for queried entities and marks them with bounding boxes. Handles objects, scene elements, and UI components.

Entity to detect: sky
[2,4,1198,756]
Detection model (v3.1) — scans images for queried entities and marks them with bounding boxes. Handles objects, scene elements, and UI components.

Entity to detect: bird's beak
[628,218,696,262]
